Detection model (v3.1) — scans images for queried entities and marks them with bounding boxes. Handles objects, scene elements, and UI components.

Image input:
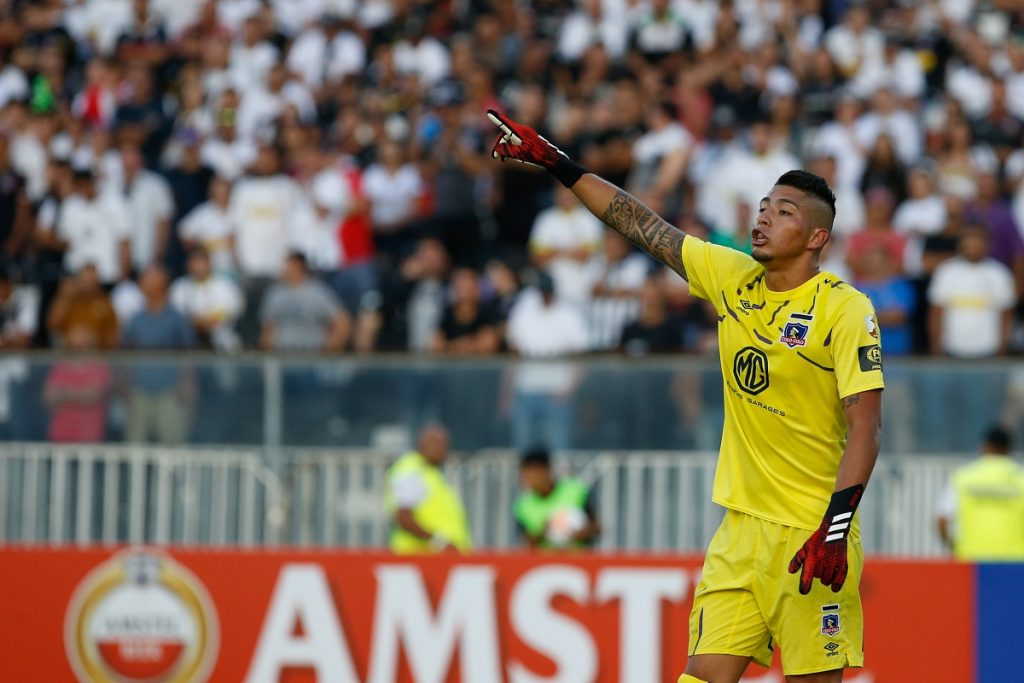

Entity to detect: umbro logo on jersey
[733,347,769,395]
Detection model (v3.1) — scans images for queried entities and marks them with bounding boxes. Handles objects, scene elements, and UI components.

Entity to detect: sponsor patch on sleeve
[857,344,882,371]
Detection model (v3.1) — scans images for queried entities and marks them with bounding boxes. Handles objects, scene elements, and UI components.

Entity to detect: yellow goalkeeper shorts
[688,509,864,675]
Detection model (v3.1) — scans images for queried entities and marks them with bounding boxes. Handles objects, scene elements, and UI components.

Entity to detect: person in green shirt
[937,426,1024,561]
[514,447,600,549]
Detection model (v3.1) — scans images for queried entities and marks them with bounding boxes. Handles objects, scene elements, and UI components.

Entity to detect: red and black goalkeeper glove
[788,484,864,595]
[486,109,587,188]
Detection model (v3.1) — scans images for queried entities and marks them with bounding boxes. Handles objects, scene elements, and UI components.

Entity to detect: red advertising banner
[0,548,973,682]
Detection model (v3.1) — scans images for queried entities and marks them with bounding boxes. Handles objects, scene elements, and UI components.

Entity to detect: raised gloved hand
[487,109,587,188]
[788,484,863,594]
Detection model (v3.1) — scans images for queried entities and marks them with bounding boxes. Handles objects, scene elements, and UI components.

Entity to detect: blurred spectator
[170,249,244,352]
[363,138,423,267]
[937,426,1024,561]
[824,3,883,80]
[702,116,799,238]
[44,326,111,443]
[515,447,600,550]
[893,166,948,277]
[936,117,990,200]
[629,101,693,218]
[811,94,865,193]
[506,274,588,450]
[46,265,119,350]
[529,184,603,310]
[855,87,921,166]
[0,269,38,348]
[179,175,236,276]
[846,188,907,281]
[47,169,130,286]
[416,80,489,267]
[385,423,471,554]
[230,144,303,342]
[586,233,651,351]
[370,238,450,352]
[121,266,196,444]
[620,277,683,357]
[966,171,1024,289]
[431,267,501,355]
[556,0,627,64]
[0,135,31,267]
[928,225,1016,358]
[259,252,349,352]
[855,244,917,356]
[859,133,906,204]
[120,142,175,272]
[200,97,257,182]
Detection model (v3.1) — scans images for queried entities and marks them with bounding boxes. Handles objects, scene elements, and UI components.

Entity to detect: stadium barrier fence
[0,444,967,556]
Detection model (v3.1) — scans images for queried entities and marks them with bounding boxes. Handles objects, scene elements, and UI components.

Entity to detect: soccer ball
[545,506,587,546]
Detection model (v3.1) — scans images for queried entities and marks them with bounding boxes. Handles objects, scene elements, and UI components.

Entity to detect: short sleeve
[830,294,886,399]
[392,472,428,509]
[927,266,953,306]
[681,236,759,309]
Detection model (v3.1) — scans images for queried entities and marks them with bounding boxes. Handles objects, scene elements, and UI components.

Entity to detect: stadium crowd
[1,0,1024,362]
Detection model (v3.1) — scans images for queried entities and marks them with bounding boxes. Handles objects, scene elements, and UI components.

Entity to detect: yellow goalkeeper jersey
[682,237,885,531]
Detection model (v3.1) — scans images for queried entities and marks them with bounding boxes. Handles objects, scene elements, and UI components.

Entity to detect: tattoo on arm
[842,395,861,408]
[600,190,687,278]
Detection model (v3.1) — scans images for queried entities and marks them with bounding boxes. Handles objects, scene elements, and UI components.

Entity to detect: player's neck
[763,264,821,293]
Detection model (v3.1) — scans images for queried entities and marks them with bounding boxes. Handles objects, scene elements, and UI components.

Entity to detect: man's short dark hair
[775,170,837,230]
[983,425,1011,452]
[521,447,551,468]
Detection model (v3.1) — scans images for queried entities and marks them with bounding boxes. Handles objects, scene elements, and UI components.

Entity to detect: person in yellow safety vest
[936,425,1024,561]
[385,423,471,554]
[514,447,600,550]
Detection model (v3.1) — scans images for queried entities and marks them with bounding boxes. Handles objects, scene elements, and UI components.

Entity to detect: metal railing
[0,444,967,556]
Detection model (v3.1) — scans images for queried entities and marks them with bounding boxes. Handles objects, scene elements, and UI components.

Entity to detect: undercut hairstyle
[775,170,837,231]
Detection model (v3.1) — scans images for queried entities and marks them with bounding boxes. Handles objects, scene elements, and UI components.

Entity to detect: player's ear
[807,227,830,251]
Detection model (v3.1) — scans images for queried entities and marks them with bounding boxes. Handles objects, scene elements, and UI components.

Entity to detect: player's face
[752,186,827,265]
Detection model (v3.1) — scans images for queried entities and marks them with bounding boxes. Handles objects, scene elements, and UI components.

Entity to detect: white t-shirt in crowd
[216,0,261,34]
[393,37,451,88]
[855,110,922,165]
[824,24,884,76]
[557,9,628,62]
[111,279,145,326]
[362,163,422,230]
[170,274,245,350]
[929,257,1016,358]
[229,40,280,92]
[179,201,237,274]
[56,192,131,284]
[288,28,366,88]
[0,65,28,110]
[200,136,258,181]
[236,81,316,139]
[229,174,304,278]
[289,169,350,271]
[700,146,800,233]
[529,206,604,308]
[507,288,589,395]
[893,194,948,276]
[810,123,865,193]
[124,170,175,271]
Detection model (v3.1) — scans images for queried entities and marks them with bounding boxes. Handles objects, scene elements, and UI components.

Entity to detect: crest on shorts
[821,612,841,637]
[780,313,813,348]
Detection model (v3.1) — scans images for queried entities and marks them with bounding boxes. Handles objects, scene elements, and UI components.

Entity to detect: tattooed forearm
[600,190,687,278]
[842,395,861,408]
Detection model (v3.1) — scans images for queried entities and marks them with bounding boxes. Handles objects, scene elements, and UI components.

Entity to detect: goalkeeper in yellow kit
[488,110,883,682]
